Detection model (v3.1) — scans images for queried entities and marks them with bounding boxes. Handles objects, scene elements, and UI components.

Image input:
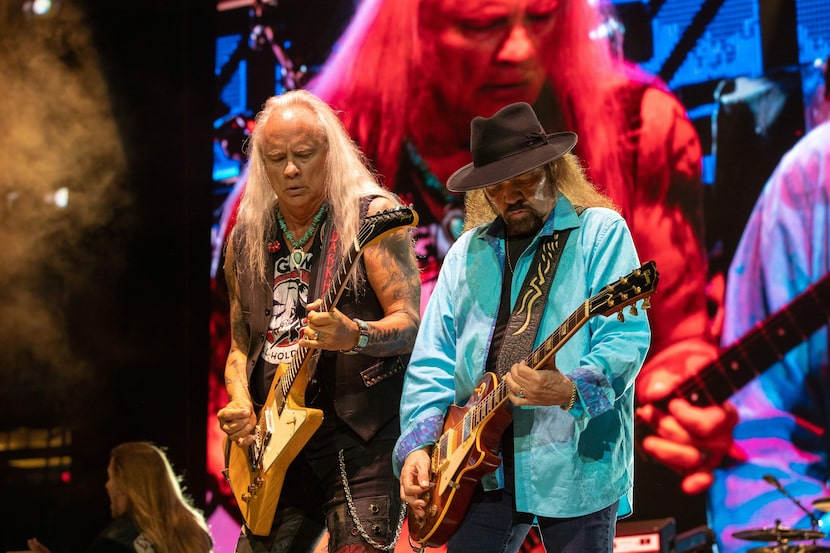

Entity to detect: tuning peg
[642,298,651,310]
[629,305,638,316]
[617,311,625,322]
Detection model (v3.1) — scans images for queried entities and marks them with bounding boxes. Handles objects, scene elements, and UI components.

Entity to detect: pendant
[291,248,304,268]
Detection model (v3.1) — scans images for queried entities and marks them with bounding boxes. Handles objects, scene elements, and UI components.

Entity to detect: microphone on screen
[763,474,784,490]
[763,474,820,528]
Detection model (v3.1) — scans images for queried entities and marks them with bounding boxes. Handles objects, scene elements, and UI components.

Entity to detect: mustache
[506,202,532,213]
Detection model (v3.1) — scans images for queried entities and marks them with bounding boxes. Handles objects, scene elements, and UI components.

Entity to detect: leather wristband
[341,318,369,355]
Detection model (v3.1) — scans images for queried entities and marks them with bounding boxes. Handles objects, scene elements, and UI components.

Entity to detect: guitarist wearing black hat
[395,101,654,553]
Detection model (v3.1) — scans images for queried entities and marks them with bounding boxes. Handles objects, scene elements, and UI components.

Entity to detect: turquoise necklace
[405,140,458,204]
[276,202,328,266]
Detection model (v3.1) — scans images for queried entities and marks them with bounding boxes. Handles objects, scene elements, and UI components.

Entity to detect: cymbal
[814,497,830,512]
[733,528,826,542]
[748,546,830,553]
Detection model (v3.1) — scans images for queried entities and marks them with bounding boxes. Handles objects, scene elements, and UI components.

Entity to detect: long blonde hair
[232,89,400,289]
[110,442,213,553]
[464,154,617,231]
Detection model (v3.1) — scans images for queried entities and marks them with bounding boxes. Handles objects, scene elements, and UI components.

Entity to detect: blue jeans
[447,474,618,553]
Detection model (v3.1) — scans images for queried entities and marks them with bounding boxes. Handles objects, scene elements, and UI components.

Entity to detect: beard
[504,203,545,237]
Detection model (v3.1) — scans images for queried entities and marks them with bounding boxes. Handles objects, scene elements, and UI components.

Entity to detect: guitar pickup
[262,408,273,451]
[433,430,452,473]
[264,407,274,435]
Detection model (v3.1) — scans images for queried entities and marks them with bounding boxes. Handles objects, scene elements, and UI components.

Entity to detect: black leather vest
[231,205,408,442]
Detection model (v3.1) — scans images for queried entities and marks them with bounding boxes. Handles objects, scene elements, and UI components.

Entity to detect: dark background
[1,0,828,551]
[1,1,215,551]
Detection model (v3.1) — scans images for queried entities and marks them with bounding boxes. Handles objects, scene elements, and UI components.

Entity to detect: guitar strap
[305,209,337,382]
[305,197,374,379]
[310,215,339,301]
[309,196,374,298]
[495,228,572,378]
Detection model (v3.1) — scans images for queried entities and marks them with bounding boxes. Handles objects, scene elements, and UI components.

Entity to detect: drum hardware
[746,546,830,553]
[733,527,826,542]
[732,475,830,553]
[733,519,827,553]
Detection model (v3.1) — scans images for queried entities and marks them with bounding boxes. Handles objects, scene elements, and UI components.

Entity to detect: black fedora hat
[446,102,577,192]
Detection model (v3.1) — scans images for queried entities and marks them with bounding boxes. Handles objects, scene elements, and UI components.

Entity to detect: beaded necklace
[404,141,458,204]
[276,202,328,266]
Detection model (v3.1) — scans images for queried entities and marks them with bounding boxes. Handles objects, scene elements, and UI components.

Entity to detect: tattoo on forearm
[377,232,421,300]
[372,326,412,351]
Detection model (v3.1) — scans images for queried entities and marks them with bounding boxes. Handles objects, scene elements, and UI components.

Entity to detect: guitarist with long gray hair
[217,89,421,553]
[396,102,653,553]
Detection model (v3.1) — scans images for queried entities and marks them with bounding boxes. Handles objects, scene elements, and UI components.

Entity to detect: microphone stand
[768,479,820,531]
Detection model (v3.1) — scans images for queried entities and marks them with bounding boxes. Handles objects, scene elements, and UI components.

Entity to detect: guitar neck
[659,272,830,410]
[464,312,579,431]
[275,243,359,399]
[526,306,591,369]
[271,206,417,407]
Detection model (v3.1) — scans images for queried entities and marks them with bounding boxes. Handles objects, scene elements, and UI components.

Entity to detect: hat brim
[446,132,578,192]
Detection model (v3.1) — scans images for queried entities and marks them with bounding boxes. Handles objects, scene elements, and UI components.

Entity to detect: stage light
[21,0,60,19]
[48,186,69,208]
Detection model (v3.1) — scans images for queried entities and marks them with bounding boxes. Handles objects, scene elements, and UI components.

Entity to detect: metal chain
[338,449,407,551]
[505,234,515,274]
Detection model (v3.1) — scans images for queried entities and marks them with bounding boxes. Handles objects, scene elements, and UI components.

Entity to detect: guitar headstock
[589,260,659,321]
[356,205,419,250]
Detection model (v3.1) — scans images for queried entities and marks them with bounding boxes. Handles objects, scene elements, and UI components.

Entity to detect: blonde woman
[27,442,212,553]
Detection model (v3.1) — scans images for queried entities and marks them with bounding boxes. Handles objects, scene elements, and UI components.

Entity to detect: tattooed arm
[301,196,422,356]
[216,240,258,447]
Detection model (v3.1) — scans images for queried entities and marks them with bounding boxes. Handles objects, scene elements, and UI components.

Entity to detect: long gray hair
[232,89,400,289]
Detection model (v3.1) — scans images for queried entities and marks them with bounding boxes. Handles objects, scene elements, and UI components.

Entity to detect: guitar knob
[241,493,250,503]
[428,505,438,517]
[617,312,625,322]
[629,305,638,316]
[642,297,651,310]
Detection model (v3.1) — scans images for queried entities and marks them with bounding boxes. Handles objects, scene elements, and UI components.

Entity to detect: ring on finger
[517,386,525,398]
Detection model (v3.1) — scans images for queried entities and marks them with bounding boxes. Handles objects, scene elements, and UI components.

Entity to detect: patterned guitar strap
[305,196,373,379]
[495,228,572,378]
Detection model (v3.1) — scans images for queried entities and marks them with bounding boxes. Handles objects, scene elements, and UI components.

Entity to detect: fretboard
[656,271,830,410]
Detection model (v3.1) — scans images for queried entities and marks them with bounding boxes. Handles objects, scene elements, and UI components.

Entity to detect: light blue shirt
[394,194,651,518]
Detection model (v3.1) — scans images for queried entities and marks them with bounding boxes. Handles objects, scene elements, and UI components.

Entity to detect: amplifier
[614,518,676,553]
[675,525,715,553]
